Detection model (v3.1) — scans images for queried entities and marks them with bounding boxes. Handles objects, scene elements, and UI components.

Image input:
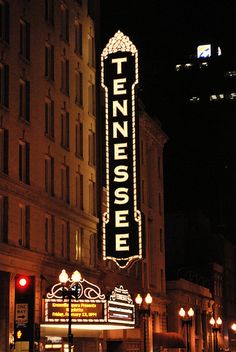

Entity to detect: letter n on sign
[101,31,142,269]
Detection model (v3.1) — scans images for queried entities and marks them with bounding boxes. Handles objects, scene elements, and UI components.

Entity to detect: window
[19,79,30,122]
[0,63,9,108]
[75,22,82,55]
[44,214,55,254]
[89,233,96,267]
[61,221,70,259]
[60,4,69,42]
[0,0,9,43]
[88,82,96,115]
[45,44,54,81]
[61,111,69,149]
[75,120,83,158]
[75,228,83,261]
[44,0,54,25]
[20,19,30,60]
[0,128,8,174]
[88,33,95,68]
[19,141,30,184]
[61,58,69,95]
[45,155,54,196]
[0,195,8,243]
[75,172,84,208]
[19,204,30,248]
[89,179,96,216]
[88,129,96,165]
[79,173,84,210]
[61,164,70,204]
[75,70,83,106]
[45,98,54,139]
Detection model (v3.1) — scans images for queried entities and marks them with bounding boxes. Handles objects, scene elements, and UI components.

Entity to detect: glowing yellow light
[59,269,68,284]
[16,330,22,339]
[179,307,186,318]
[72,270,81,283]
[210,317,215,326]
[216,317,222,325]
[188,308,194,317]
[145,293,152,305]
[135,293,142,305]
[231,323,236,331]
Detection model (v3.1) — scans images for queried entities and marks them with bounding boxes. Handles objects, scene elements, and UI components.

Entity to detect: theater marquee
[101,31,142,269]
[41,279,135,334]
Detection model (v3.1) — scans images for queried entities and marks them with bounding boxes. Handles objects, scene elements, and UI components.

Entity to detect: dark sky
[100,1,236,239]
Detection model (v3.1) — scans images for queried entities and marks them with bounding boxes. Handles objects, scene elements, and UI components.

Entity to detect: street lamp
[209,316,222,352]
[179,307,194,352]
[135,293,153,352]
[59,269,82,352]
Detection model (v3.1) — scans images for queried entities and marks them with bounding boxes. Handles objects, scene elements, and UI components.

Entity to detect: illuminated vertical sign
[101,31,142,268]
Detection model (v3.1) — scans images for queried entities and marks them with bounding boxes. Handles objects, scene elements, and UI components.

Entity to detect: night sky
[100,1,236,241]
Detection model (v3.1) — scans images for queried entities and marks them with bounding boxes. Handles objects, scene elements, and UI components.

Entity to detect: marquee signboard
[101,30,142,269]
[45,300,105,323]
[108,285,135,325]
[43,277,135,329]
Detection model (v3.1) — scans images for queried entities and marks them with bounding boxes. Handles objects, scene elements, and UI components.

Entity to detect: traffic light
[14,275,35,347]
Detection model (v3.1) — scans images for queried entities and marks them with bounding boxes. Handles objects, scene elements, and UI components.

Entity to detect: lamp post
[179,307,194,352]
[210,317,222,352]
[59,269,82,352]
[135,293,153,352]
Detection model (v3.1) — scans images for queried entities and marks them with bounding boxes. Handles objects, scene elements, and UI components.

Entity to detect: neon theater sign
[101,31,142,268]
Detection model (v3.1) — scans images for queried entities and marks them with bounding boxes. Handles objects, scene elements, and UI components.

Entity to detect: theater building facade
[0,0,168,351]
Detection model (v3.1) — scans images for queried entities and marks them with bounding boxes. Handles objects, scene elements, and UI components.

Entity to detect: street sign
[15,303,28,324]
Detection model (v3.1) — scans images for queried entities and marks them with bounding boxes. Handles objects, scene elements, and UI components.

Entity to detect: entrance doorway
[107,341,123,352]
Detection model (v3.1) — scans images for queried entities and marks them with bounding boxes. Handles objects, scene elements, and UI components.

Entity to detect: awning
[153,332,186,349]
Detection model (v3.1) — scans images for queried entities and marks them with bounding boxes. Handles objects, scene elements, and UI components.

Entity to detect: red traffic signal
[15,276,30,289]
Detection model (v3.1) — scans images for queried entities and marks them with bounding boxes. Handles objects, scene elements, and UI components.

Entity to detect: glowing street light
[135,293,153,352]
[59,269,82,352]
[179,307,194,352]
[209,316,222,352]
